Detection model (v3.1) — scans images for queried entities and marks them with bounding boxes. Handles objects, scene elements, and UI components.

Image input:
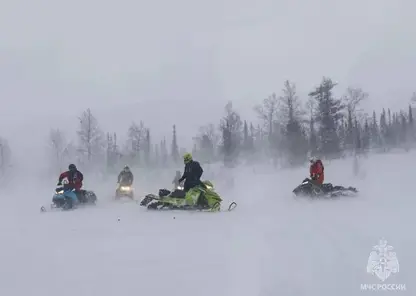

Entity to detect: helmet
[68,164,77,171]
[183,153,192,164]
[123,165,130,172]
[309,156,317,164]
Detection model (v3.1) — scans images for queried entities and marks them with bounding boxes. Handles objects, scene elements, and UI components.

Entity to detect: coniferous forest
[22,77,416,174]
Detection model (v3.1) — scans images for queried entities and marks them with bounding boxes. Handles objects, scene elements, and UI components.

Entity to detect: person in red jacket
[309,157,324,185]
[58,164,84,200]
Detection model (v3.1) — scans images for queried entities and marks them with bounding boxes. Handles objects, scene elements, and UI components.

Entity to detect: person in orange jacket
[309,157,324,185]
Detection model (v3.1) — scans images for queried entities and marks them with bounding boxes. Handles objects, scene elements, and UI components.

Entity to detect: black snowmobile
[293,178,358,198]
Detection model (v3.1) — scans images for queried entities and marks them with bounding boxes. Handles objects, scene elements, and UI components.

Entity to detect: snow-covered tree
[306,96,318,156]
[254,93,279,138]
[342,87,367,153]
[193,124,219,163]
[220,101,242,166]
[143,128,151,167]
[279,80,308,165]
[106,132,120,170]
[77,108,105,166]
[171,125,180,164]
[309,77,345,157]
[343,87,368,116]
[127,121,146,165]
[241,120,254,156]
[49,128,68,172]
[160,138,168,166]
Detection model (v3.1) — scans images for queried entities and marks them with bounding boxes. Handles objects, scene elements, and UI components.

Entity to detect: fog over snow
[0,1,415,295]
[1,151,415,295]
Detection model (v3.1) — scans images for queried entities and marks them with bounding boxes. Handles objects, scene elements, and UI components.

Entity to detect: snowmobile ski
[40,204,72,213]
[227,201,237,211]
[40,201,97,213]
[140,199,237,212]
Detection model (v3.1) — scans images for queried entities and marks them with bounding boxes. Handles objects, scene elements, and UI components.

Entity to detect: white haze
[1,0,416,171]
[0,151,414,295]
[1,1,415,293]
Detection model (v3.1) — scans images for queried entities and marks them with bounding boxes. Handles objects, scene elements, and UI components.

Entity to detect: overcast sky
[1,0,415,166]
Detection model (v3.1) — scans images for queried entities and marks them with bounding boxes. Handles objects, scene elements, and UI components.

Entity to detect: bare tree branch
[343,87,368,114]
[254,94,279,134]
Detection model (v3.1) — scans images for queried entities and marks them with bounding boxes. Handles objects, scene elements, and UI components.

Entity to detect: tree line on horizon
[3,76,416,175]
[191,78,415,168]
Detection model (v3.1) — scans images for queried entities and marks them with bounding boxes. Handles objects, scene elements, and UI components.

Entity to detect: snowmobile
[140,180,237,212]
[40,179,97,212]
[292,178,358,198]
[115,183,134,199]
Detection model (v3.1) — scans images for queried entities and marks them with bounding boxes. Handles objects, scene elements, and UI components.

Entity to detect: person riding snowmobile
[117,165,134,187]
[58,164,85,202]
[309,157,324,185]
[177,153,204,192]
[176,153,209,208]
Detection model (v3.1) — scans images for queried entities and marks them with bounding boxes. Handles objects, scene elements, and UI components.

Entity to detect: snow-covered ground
[0,152,414,296]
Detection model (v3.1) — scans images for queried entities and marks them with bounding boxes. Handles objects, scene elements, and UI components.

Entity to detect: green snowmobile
[140,180,236,212]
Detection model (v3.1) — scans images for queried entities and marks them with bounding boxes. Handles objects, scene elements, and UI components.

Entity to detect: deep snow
[0,152,414,296]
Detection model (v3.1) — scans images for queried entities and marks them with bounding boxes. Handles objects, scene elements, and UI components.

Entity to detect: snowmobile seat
[158,189,171,197]
[170,189,186,198]
[321,183,333,192]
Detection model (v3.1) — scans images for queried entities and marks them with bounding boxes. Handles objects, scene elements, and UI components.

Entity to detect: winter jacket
[310,160,324,184]
[118,171,134,186]
[178,160,204,191]
[58,170,84,191]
